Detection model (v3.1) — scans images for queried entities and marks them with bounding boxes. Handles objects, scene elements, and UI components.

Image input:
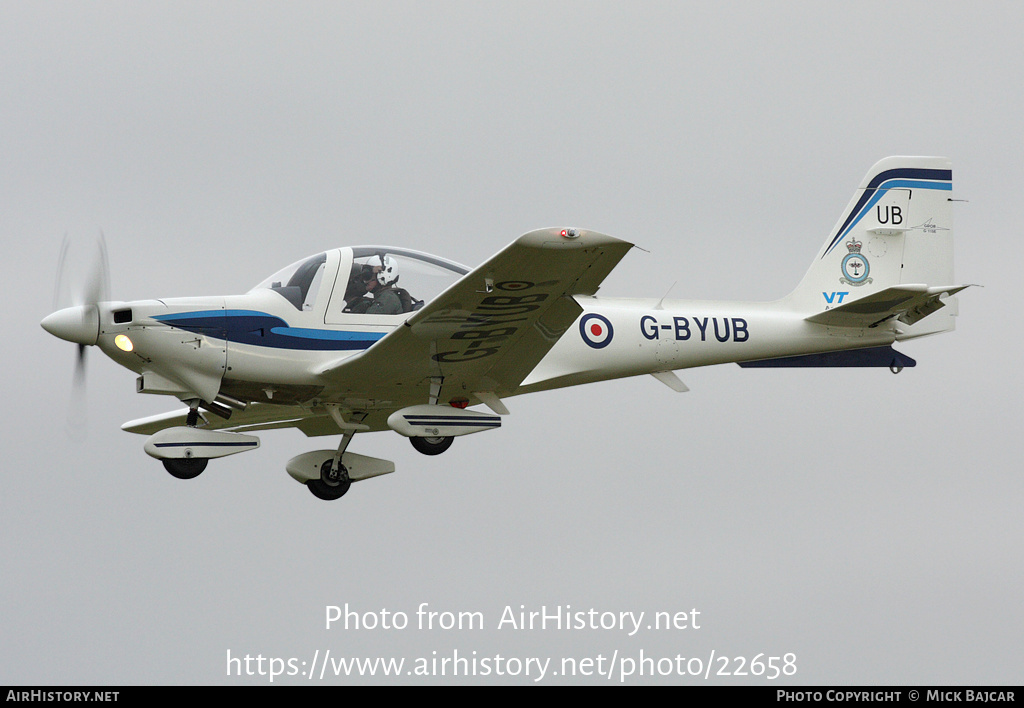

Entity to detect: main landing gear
[410,435,454,456]
[307,459,352,500]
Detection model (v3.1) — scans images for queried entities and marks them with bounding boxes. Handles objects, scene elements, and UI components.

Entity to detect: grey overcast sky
[3,1,1021,685]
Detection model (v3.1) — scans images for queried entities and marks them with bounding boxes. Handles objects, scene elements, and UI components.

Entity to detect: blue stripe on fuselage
[152,310,386,351]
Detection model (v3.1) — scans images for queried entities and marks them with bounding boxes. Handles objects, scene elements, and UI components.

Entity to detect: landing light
[114,334,134,352]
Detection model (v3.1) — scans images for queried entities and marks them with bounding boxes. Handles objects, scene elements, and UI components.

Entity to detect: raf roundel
[579,313,614,349]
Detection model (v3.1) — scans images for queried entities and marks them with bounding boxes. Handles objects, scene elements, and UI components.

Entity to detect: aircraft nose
[41,305,100,346]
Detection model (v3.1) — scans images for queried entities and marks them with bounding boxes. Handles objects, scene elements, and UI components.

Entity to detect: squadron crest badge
[840,239,872,286]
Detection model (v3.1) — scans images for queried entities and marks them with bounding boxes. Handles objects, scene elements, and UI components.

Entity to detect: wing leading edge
[122,403,325,436]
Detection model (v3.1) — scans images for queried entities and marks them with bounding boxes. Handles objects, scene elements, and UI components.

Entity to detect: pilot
[345,255,403,315]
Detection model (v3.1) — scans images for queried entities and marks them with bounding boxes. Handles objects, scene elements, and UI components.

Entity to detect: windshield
[251,253,327,311]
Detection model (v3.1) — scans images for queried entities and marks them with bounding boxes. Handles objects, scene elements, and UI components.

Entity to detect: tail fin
[788,156,960,338]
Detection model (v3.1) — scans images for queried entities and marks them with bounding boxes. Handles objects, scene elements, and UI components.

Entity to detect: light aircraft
[41,156,969,501]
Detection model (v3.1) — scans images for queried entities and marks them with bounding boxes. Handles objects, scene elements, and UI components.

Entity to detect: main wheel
[162,457,208,480]
[307,460,351,500]
[410,435,454,456]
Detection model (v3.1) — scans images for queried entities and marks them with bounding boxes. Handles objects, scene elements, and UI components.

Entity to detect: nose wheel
[307,459,352,500]
[161,401,209,479]
[162,457,209,479]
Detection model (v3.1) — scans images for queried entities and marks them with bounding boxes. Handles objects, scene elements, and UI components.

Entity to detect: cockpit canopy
[250,246,470,315]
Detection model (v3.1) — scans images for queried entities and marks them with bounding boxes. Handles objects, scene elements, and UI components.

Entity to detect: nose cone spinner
[41,305,100,346]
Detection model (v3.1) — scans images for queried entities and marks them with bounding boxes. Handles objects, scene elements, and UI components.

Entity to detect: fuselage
[92,287,899,409]
[65,236,919,430]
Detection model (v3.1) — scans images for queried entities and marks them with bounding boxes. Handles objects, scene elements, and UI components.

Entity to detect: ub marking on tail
[42,156,970,501]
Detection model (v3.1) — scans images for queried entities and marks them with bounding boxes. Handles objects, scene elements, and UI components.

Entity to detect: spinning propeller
[41,233,111,407]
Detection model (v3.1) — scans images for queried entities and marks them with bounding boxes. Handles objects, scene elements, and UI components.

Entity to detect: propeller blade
[53,233,70,310]
[74,343,87,386]
[54,231,111,309]
[66,344,89,440]
[82,231,110,306]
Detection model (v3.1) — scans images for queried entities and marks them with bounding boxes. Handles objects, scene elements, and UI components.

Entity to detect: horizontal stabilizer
[738,345,916,369]
[806,285,969,328]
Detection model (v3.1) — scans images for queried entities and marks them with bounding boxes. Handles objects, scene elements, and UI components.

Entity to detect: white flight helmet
[376,254,399,286]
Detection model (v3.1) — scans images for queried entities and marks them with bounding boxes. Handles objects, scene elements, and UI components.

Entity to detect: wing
[315,228,633,405]
[122,403,337,437]
[805,284,970,328]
